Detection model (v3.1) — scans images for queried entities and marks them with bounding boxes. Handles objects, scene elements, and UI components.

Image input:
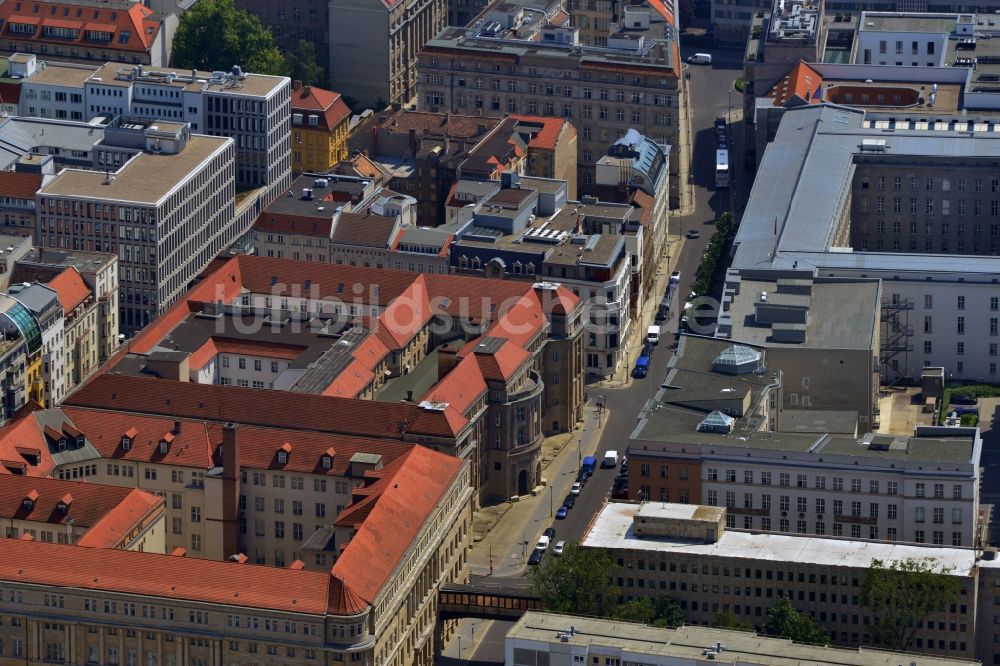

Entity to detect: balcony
[498,370,544,405]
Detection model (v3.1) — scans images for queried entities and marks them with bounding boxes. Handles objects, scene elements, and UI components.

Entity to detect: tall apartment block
[17,56,291,202]
[36,120,236,332]
[328,0,447,109]
[418,0,691,210]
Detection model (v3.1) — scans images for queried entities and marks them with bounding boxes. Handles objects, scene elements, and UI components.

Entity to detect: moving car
[528,549,544,565]
[553,540,566,556]
[602,450,619,468]
[687,53,712,65]
[570,482,582,495]
[555,506,569,519]
[687,229,701,239]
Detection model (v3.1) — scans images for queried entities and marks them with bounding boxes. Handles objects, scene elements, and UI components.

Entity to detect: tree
[530,543,616,617]
[286,40,326,87]
[651,594,686,628]
[713,609,752,632]
[861,557,960,651]
[764,596,829,645]
[612,597,656,624]
[171,0,288,76]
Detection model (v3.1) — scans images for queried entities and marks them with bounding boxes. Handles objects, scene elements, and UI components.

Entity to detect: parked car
[556,506,569,519]
[687,52,712,65]
[553,540,566,555]
[528,549,544,565]
[563,493,577,508]
[571,482,583,495]
[656,304,669,322]
[669,271,681,284]
[543,527,556,540]
[952,394,978,405]
[536,535,550,551]
[687,229,701,239]
[576,471,589,485]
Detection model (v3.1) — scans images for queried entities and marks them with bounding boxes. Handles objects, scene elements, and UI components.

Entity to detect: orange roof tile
[471,339,531,382]
[321,359,375,398]
[292,85,352,133]
[332,447,464,605]
[0,406,54,477]
[0,475,153,532]
[509,114,568,151]
[46,266,92,314]
[0,2,160,53]
[422,354,487,415]
[767,61,823,107]
[0,171,40,199]
[60,409,215,468]
[75,488,164,548]
[0,538,332,614]
[253,212,333,238]
[328,575,368,615]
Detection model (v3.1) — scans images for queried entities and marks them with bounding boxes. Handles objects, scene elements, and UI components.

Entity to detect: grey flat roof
[725,277,879,350]
[508,611,979,665]
[732,104,1000,276]
[859,12,959,33]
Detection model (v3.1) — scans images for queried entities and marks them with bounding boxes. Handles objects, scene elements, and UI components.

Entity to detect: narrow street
[446,46,752,665]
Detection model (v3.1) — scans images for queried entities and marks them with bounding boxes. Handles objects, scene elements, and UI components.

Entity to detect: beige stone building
[418,0,690,209]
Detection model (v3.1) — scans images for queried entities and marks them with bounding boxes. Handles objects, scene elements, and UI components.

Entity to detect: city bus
[715,149,730,188]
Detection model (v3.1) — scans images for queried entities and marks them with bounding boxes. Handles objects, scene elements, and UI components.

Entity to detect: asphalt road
[458,46,751,665]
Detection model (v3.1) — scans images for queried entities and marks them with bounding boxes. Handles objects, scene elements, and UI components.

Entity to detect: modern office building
[581,501,980,659]
[730,102,1000,385]
[6,281,63,406]
[507,611,982,666]
[418,0,690,210]
[18,55,291,201]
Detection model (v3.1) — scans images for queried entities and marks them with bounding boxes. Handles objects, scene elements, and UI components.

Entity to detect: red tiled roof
[0,81,20,106]
[65,374,465,439]
[0,2,161,53]
[291,85,351,133]
[767,61,823,107]
[0,406,54,477]
[472,339,531,382]
[322,359,375,398]
[60,408,215,468]
[375,276,431,349]
[328,575,368,615]
[47,266,91,314]
[253,212,333,238]
[75,488,163,548]
[423,354,487,415]
[509,114,568,151]
[0,171,41,199]
[0,538,332,614]
[188,338,306,371]
[332,446,464,605]
[0,474,143,528]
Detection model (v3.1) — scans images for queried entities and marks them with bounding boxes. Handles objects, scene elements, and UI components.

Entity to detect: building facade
[582,502,980,659]
[291,84,352,173]
[418,0,690,209]
[36,121,236,332]
[329,0,448,109]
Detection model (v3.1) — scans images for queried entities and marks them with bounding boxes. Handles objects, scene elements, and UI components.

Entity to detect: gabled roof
[471,338,531,382]
[0,404,54,477]
[0,2,161,53]
[332,446,464,605]
[0,474,147,528]
[0,538,332,614]
[0,170,40,198]
[74,488,163,548]
[46,266,91,314]
[767,61,824,107]
[291,85,352,133]
[423,354,487,415]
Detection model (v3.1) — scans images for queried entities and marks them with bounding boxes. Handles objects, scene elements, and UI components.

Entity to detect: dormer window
[321,455,332,469]
[57,438,67,452]
[75,435,85,447]
[277,451,288,465]
[159,440,169,455]
[121,437,132,451]
[22,490,38,511]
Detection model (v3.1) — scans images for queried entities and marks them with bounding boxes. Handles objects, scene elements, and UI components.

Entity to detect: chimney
[169,546,187,557]
[220,423,241,558]
[289,559,305,570]
[437,344,459,380]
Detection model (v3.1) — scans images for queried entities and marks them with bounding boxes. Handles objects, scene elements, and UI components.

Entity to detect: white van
[687,53,712,65]
[535,535,550,551]
[647,325,661,345]
[553,540,566,556]
[602,450,619,468]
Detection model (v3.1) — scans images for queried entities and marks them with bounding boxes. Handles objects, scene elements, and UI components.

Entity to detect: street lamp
[521,539,529,562]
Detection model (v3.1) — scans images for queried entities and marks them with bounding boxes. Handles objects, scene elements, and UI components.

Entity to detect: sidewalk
[592,233,684,391]
[466,402,610,578]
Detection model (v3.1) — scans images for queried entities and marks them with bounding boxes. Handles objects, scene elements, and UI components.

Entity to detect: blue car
[556,506,569,519]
